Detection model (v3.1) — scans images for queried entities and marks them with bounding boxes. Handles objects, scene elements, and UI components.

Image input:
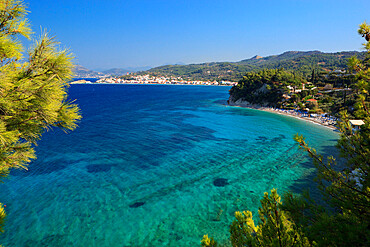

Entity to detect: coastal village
[71,69,367,131]
[72,74,237,86]
[227,68,368,130]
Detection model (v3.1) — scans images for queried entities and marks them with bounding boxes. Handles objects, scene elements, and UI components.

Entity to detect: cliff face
[228,94,269,107]
[228,83,273,107]
[228,92,250,105]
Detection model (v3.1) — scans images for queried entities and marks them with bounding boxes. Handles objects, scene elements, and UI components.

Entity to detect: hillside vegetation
[136,51,365,81]
[202,22,370,247]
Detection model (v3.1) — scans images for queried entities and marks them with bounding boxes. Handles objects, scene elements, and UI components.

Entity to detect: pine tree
[229,189,310,247]
[0,0,81,234]
[284,22,370,246]
[201,235,218,247]
[311,69,315,84]
[201,190,310,247]
[201,22,370,247]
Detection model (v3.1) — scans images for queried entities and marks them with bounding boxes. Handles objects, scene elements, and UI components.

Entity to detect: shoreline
[70,81,338,131]
[70,81,232,87]
[228,103,338,131]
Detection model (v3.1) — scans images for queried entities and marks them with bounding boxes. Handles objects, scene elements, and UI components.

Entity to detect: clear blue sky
[25,0,369,70]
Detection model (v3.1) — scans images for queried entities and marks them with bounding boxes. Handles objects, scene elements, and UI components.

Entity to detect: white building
[349,120,365,132]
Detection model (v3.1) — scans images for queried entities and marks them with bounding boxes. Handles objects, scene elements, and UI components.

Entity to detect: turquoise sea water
[0,85,338,246]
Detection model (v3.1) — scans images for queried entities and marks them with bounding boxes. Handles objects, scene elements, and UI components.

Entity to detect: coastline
[228,102,338,131]
[70,81,232,87]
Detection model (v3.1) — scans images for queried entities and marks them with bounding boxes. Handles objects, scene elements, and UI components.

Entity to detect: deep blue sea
[0,85,338,246]
[72,78,99,82]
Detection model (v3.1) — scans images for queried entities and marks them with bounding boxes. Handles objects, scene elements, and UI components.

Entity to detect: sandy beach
[228,102,338,131]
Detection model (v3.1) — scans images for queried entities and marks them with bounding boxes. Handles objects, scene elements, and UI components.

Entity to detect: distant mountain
[74,51,366,80]
[73,65,105,78]
[161,62,186,66]
[239,51,323,65]
[102,66,151,75]
[125,66,152,72]
[238,51,363,69]
[73,65,151,78]
[102,68,132,76]
[135,51,366,81]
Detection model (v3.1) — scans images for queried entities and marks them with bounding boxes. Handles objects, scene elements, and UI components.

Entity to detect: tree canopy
[0,0,81,235]
[229,69,303,106]
[285,21,370,246]
[131,51,365,82]
[201,21,370,247]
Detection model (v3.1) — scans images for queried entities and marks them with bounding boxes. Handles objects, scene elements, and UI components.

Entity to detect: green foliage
[137,62,254,82]
[358,22,370,42]
[201,190,310,247]
[201,235,218,247]
[282,22,370,246]
[287,121,370,246]
[0,203,4,233]
[202,22,370,247]
[282,190,369,246]
[134,51,366,82]
[0,0,81,234]
[228,189,310,247]
[229,69,302,106]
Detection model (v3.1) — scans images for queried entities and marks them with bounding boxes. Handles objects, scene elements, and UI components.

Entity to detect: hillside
[73,65,105,78]
[135,51,366,81]
[73,66,151,78]
[102,68,132,76]
[102,66,151,76]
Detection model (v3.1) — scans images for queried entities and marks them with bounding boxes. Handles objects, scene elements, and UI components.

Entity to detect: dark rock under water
[129,202,145,208]
[256,136,268,141]
[213,178,229,187]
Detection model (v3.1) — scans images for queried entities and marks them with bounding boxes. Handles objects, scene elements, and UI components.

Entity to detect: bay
[0,84,338,246]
